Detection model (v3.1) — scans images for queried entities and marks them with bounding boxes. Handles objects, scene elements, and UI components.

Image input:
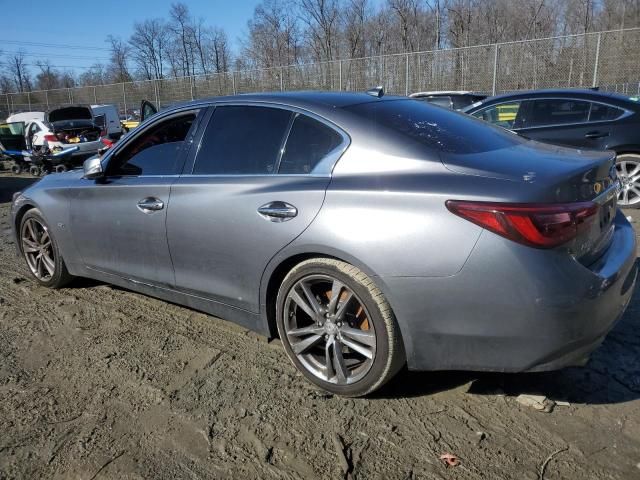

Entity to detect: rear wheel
[20,209,73,288]
[11,164,23,175]
[616,154,640,208]
[276,258,405,397]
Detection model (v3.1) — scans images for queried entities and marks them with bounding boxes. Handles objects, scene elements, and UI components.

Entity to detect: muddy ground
[0,173,639,480]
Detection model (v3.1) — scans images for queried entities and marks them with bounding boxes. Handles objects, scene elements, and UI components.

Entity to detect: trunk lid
[441,140,619,262]
[47,106,93,123]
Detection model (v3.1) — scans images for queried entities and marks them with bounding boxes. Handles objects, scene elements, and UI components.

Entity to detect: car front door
[68,108,202,286]
[167,104,347,316]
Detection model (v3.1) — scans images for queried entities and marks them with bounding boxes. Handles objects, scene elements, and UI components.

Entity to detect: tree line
[1,0,639,93]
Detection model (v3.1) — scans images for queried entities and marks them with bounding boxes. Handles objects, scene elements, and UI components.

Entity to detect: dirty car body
[10,92,638,394]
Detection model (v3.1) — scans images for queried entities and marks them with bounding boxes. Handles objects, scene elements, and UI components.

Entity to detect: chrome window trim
[472,97,632,131]
[189,100,351,177]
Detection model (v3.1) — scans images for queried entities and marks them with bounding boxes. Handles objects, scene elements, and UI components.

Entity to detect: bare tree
[106,35,132,83]
[343,0,368,58]
[245,0,302,68]
[169,2,196,76]
[7,51,31,92]
[34,60,60,90]
[130,19,169,80]
[210,27,232,73]
[299,0,341,61]
[78,64,107,86]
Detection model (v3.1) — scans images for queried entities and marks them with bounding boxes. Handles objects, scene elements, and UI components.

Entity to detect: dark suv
[464,89,640,208]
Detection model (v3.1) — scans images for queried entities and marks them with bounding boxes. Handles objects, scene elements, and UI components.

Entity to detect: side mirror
[83,156,104,179]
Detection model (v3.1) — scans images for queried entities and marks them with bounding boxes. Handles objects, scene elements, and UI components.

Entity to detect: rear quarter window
[345,99,522,154]
[588,103,624,122]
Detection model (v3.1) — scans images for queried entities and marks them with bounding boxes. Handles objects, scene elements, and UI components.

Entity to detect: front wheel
[20,209,73,288]
[616,154,640,208]
[276,258,405,397]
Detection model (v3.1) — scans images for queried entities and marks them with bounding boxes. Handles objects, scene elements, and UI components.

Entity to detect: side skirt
[81,267,267,336]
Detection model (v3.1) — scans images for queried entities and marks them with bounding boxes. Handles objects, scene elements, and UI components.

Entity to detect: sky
[0,0,261,74]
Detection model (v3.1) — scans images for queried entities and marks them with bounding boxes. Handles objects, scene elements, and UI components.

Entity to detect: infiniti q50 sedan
[11,92,638,397]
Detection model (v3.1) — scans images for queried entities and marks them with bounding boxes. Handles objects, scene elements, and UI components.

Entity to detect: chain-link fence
[2,27,640,120]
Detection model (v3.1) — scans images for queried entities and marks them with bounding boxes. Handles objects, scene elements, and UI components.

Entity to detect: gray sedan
[10,92,638,397]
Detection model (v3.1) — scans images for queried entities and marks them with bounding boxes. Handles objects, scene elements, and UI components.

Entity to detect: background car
[463,88,640,208]
[410,91,487,110]
[91,104,123,139]
[14,105,104,161]
[11,92,637,397]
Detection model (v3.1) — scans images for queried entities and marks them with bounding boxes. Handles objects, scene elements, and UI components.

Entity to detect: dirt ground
[0,173,639,480]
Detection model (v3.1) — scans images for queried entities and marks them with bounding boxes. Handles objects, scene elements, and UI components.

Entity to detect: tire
[11,164,23,175]
[276,258,405,397]
[616,153,640,208]
[29,166,41,177]
[54,165,68,173]
[19,209,73,288]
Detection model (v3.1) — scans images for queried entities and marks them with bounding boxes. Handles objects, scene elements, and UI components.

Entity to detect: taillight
[44,134,58,142]
[446,200,599,248]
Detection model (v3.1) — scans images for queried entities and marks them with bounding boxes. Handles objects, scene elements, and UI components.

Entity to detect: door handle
[258,201,298,222]
[137,197,164,213]
[585,131,609,139]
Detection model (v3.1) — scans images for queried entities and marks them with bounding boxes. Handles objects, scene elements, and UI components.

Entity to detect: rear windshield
[344,99,523,154]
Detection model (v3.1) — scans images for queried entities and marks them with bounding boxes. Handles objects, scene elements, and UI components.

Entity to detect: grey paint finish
[167,175,330,313]
[68,176,176,286]
[11,91,637,373]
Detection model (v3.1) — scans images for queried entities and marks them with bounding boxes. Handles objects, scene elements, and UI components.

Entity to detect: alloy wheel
[616,159,640,206]
[21,218,56,281]
[283,274,376,385]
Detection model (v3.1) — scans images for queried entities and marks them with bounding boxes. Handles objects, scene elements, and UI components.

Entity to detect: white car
[25,106,104,159]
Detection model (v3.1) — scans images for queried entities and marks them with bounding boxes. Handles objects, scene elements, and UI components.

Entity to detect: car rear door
[68,108,203,285]
[515,98,614,150]
[167,104,347,314]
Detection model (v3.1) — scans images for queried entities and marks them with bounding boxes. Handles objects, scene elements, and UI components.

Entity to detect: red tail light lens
[446,200,599,248]
[43,134,58,142]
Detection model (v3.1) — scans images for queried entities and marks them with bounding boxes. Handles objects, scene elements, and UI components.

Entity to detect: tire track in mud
[1,198,640,479]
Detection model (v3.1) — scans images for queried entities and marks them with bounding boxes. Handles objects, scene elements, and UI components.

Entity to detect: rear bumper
[383,210,637,372]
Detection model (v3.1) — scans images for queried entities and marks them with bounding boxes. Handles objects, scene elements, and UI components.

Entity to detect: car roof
[169,91,406,111]
[468,88,639,109]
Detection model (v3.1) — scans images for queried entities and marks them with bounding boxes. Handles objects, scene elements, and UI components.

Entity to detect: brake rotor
[325,289,370,330]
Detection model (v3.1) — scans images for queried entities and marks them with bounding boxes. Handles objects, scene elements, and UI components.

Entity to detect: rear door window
[193,106,292,175]
[527,99,590,127]
[588,103,624,122]
[279,114,343,174]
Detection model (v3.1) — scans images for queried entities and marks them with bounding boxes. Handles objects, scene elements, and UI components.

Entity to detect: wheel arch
[259,246,402,344]
[611,147,640,156]
[13,202,38,253]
